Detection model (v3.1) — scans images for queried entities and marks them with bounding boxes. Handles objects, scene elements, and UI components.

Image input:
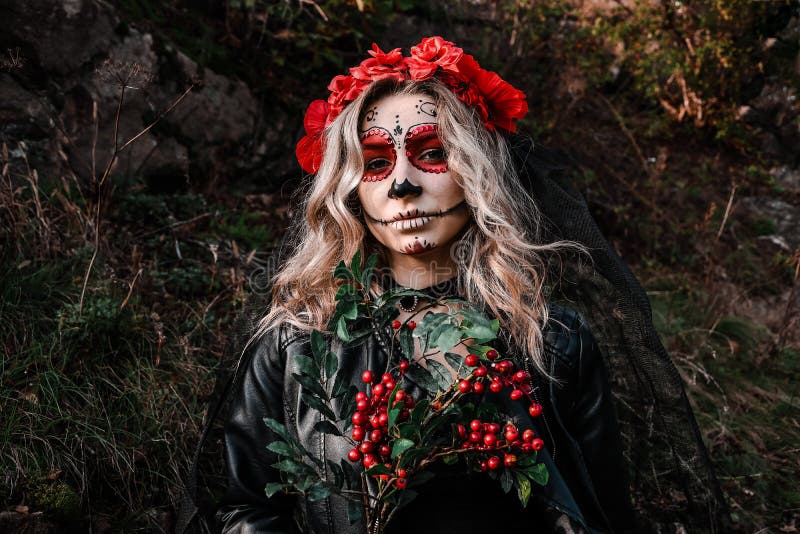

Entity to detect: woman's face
[356,93,470,256]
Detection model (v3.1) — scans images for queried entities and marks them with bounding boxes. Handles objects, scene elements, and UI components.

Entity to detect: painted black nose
[387,178,423,199]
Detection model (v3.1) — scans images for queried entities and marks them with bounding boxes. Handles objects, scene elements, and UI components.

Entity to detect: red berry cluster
[461,349,544,418]
[347,367,415,487]
[456,419,545,471]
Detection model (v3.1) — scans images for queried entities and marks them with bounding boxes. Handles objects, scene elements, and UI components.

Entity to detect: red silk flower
[350,44,407,83]
[296,99,329,174]
[295,36,528,173]
[406,36,463,80]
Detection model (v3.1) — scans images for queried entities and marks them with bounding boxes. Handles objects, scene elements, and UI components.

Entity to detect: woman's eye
[419,148,446,161]
[366,158,391,171]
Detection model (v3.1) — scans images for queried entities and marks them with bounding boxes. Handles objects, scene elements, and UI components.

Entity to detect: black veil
[509,135,728,532]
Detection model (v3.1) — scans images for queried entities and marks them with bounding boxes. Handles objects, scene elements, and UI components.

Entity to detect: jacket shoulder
[542,303,596,371]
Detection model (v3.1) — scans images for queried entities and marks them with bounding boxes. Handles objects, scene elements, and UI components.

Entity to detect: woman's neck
[384,248,458,289]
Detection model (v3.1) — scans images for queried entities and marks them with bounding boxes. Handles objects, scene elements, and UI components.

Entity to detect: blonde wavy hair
[256,79,576,375]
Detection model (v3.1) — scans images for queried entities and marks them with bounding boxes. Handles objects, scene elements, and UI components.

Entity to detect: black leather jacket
[217,305,636,533]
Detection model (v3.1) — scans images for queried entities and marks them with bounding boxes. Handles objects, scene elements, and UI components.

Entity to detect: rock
[770,165,800,193]
[0,510,61,534]
[0,0,292,193]
[740,197,800,252]
[747,83,800,165]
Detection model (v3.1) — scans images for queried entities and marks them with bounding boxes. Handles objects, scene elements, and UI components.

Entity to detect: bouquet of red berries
[263,253,549,534]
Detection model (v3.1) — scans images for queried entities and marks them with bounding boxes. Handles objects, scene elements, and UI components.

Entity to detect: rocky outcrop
[0,0,295,194]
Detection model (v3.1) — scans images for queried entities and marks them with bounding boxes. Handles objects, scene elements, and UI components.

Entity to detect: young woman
[214,37,722,534]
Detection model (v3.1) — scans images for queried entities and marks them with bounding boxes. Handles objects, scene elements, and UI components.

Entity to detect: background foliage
[1,0,798,532]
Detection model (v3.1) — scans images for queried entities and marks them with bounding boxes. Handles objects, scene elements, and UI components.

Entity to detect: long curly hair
[255,78,577,375]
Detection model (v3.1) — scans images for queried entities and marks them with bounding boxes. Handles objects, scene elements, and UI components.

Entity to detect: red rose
[327,75,370,118]
[410,36,462,67]
[476,70,527,132]
[403,56,439,81]
[296,133,323,174]
[367,43,403,64]
[438,68,489,123]
[350,44,407,82]
[296,99,330,174]
[406,36,463,80]
[455,54,526,132]
[303,99,329,136]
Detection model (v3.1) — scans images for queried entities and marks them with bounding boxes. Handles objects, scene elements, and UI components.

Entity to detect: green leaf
[500,469,513,493]
[337,388,358,420]
[324,351,338,380]
[397,422,418,440]
[442,453,458,465]
[313,420,342,436]
[336,316,351,342]
[263,418,292,443]
[265,482,287,497]
[421,413,450,441]
[525,462,549,486]
[366,463,392,476]
[295,354,320,380]
[444,352,464,374]
[310,329,327,361]
[515,472,532,507]
[387,403,403,430]
[300,392,337,421]
[468,345,490,356]
[409,399,429,426]
[391,438,415,459]
[308,483,332,502]
[517,451,538,467]
[458,309,496,332]
[273,459,306,475]
[337,297,358,320]
[430,323,462,354]
[335,283,357,299]
[331,370,351,398]
[334,260,353,280]
[426,360,453,391]
[412,312,450,339]
[292,373,328,401]
[462,322,497,343]
[405,365,439,393]
[344,327,373,348]
[399,325,415,359]
[397,447,426,468]
[361,253,378,287]
[296,475,315,492]
[349,250,362,281]
[266,441,294,456]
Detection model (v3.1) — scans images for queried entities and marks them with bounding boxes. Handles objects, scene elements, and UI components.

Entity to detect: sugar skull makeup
[356,93,470,257]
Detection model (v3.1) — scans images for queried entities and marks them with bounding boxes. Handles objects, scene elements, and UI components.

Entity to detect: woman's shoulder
[541,303,599,372]
[244,322,311,364]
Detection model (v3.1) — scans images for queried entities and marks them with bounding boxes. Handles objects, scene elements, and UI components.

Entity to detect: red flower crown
[295,36,529,174]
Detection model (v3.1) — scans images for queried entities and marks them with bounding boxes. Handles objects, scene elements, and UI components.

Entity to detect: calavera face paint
[357,93,470,258]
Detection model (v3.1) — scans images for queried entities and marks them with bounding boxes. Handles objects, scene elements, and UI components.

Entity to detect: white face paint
[357,93,470,257]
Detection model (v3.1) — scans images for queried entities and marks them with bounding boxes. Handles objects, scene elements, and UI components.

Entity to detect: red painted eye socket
[361,128,396,182]
[361,145,396,182]
[405,127,448,173]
